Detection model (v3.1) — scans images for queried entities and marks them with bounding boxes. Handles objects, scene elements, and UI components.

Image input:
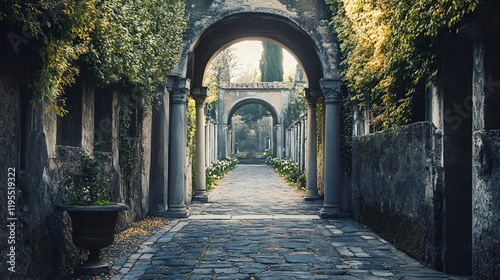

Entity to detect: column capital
[167,76,191,104]
[300,112,307,120]
[305,88,321,104]
[320,79,343,103]
[191,87,208,106]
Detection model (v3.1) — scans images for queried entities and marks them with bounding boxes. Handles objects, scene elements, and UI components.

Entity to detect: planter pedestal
[57,203,130,275]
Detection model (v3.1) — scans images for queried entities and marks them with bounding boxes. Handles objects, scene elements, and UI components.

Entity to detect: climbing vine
[325,0,482,130]
[118,95,139,198]
[1,0,187,115]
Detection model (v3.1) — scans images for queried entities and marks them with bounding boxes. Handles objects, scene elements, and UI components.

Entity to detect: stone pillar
[231,119,236,154]
[81,80,95,155]
[271,124,275,156]
[276,123,283,159]
[320,79,344,218]
[305,96,319,200]
[288,126,292,160]
[192,88,208,202]
[205,118,210,166]
[212,120,219,162]
[291,125,294,161]
[295,122,299,162]
[217,89,225,158]
[167,77,190,218]
[352,102,363,136]
[363,92,371,135]
[300,113,306,173]
[225,125,231,157]
[148,90,170,216]
[209,120,217,162]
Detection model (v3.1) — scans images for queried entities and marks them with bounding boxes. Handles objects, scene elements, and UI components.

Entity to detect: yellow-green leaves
[90,0,187,103]
[4,0,187,115]
[326,0,481,130]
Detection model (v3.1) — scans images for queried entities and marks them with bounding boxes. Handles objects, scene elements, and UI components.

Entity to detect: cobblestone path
[111,165,464,279]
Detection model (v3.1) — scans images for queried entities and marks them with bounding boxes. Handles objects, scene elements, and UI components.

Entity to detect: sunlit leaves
[88,0,187,103]
[3,0,187,115]
[326,0,481,129]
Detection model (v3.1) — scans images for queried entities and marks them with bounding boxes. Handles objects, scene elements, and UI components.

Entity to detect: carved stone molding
[320,79,343,103]
[191,87,208,106]
[167,76,191,104]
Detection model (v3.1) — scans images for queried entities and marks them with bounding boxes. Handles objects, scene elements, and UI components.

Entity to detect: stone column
[352,102,362,136]
[300,114,306,173]
[212,120,219,162]
[295,122,299,162]
[205,118,210,166]
[192,88,208,202]
[217,90,226,159]
[148,89,170,215]
[320,79,344,218]
[225,125,231,157]
[305,96,319,200]
[231,119,236,154]
[285,128,290,158]
[167,77,190,218]
[364,92,370,135]
[271,124,275,156]
[276,123,283,159]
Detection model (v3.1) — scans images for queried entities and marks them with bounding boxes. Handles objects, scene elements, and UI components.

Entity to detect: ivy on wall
[1,0,187,115]
[325,0,481,130]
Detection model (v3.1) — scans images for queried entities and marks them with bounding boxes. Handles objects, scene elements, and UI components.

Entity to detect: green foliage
[260,42,284,82]
[237,104,271,127]
[118,96,139,195]
[62,151,112,206]
[316,101,323,146]
[187,98,196,146]
[266,157,304,189]
[259,148,274,158]
[283,87,307,129]
[325,0,481,130]
[2,0,187,115]
[341,96,353,176]
[205,157,239,190]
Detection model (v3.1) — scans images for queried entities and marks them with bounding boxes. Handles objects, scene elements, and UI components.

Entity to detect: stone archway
[218,83,287,159]
[150,1,345,218]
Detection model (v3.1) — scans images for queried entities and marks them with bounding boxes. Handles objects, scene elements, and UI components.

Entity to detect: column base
[304,191,320,201]
[319,206,349,219]
[304,195,320,201]
[148,210,169,217]
[165,206,190,218]
[193,191,209,203]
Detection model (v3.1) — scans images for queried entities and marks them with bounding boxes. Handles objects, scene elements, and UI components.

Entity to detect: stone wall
[473,130,500,279]
[0,68,82,279]
[0,42,152,277]
[351,122,443,268]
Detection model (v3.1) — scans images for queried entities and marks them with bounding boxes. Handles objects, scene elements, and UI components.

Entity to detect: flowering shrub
[205,157,239,190]
[266,157,305,189]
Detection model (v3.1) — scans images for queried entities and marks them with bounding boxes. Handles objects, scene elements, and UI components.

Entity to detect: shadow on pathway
[109,164,465,279]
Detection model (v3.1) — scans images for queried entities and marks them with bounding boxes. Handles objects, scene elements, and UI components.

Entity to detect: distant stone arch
[218,82,289,158]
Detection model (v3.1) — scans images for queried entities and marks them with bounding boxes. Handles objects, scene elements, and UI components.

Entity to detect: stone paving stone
[108,165,468,280]
[284,252,319,263]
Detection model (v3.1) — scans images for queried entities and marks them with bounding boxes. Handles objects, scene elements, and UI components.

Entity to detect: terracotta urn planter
[57,203,129,274]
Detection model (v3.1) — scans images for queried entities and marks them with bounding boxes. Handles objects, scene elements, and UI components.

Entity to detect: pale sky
[230,40,298,79]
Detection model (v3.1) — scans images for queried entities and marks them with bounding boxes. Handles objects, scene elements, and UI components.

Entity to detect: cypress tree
[259,42,284,82]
